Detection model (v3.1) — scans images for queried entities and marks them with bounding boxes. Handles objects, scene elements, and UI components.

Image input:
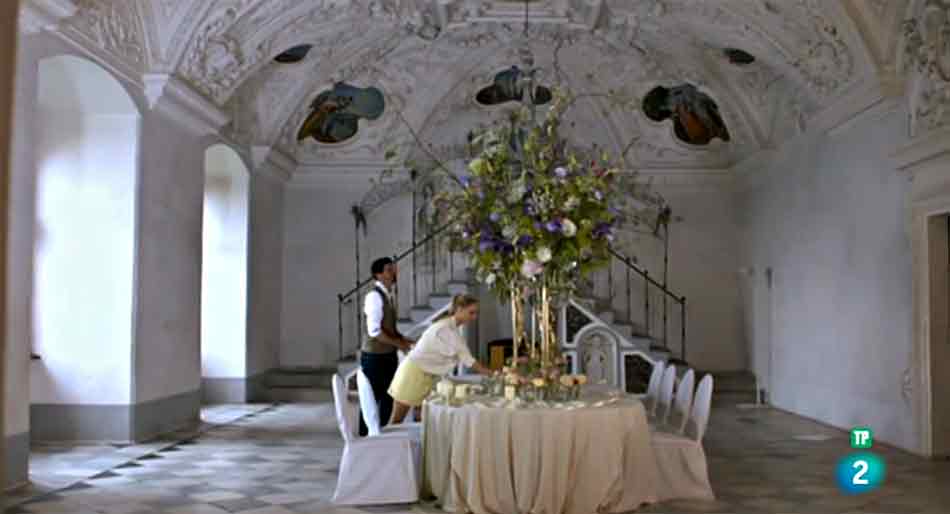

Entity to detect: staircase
[258,366,335,403]
[328,216,692,399]
[571,295,672,361]
[705,370,758,405]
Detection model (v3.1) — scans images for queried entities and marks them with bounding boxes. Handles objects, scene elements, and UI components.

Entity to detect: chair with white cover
[356,369,422,438]
[651,373,715,501]
[640,360,665,418]
[654,364,677,426]
[665,368,695,434]
[330,374,421,506]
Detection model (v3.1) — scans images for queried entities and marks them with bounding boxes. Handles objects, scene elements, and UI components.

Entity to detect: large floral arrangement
[434,89,654,301]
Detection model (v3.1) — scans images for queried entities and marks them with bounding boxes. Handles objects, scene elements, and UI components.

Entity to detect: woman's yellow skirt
[388,358,436,407]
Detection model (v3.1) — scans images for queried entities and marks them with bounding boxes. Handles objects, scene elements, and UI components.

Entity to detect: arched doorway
[31,55,140,440]
[201,144,249,403]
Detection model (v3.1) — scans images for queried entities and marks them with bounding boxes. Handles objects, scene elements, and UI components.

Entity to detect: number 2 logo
[852,459,869,485]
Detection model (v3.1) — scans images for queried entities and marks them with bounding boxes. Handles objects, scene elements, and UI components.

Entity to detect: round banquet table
[420,391,660,514]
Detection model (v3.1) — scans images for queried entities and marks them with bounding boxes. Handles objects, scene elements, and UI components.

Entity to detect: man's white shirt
[364,280,394,338]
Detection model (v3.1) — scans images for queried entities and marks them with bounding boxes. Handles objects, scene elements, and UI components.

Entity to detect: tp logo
[837,427,885,494]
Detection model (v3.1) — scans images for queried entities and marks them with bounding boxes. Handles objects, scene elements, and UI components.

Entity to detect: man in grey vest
[359,257,413,436]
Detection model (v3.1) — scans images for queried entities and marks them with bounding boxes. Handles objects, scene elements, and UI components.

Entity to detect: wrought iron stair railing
[336,221,689,365]
[604,246,687,363]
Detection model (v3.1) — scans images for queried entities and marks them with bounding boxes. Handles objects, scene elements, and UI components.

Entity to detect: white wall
[281,181,412,368]
[201,145,248,379]
[659,187,744,371]
[31,56,138,405]
[736,107,914,451]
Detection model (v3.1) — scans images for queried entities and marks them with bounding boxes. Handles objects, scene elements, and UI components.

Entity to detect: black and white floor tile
[5,401,950,514]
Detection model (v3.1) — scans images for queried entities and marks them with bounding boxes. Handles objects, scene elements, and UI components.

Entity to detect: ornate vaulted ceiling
[19,0,918,175]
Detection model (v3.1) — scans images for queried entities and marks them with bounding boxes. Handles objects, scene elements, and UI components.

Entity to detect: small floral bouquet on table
[558,373,588,401]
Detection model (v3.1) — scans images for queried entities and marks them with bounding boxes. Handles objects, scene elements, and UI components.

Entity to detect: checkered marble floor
[6,400,950,514]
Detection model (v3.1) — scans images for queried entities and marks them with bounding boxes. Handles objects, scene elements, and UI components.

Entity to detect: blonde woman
[388,294,491,424]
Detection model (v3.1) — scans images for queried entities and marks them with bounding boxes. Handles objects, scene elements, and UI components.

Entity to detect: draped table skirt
[421,395,659,514]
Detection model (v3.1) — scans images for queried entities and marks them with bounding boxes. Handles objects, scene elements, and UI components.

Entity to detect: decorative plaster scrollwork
[181,1,265,104]
[791,0,854,97]
[902,1,950,135]
[66,0,146,69]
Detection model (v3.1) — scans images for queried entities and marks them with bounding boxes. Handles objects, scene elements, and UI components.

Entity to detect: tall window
[32,55,139,405]
[201,145,249,382]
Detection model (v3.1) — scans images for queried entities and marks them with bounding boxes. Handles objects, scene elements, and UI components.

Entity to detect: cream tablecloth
[421,394,659,514]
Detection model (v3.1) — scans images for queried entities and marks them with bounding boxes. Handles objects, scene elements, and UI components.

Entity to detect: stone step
[428,293,453,308]
[397,317,414,334]
[446,281,470,295]
[410,305,436,323]
[703,370,757,393]
[263,386,333,403]
[264,367,334,388]
[610,322,632,338]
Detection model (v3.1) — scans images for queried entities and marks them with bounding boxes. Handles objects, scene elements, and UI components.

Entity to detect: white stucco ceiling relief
[19,0,913,181]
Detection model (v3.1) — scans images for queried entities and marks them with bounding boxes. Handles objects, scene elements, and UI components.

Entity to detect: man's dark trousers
[358,351,399,436]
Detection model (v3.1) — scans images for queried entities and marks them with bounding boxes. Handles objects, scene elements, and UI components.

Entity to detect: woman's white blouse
[407,317,476,376]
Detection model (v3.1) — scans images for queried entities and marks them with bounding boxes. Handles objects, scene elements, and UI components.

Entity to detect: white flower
[485,273,496,285]
[564,196,579,210]
[468,158,487,174]
[520,259,543,278]
[507,181,526,203]
[562,218,577,237]
[536,246,552,263]
[502,225,517,239]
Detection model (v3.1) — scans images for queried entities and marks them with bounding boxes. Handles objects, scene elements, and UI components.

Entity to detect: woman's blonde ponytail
[434,293,479,321]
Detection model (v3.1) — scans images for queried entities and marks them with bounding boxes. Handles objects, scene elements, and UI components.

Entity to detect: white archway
[31,55,140,438]
[201,144,249,402]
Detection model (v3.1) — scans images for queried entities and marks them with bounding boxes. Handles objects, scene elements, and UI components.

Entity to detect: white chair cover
[643,361,665,417]
[331,374,421,506]
[356,369,422,438]
[655,364,677,426]
[651,373,714,501]
[667,368,695,435]
[686,373,714,442]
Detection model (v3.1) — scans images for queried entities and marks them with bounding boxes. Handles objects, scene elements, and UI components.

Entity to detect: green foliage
[429,88,662,302]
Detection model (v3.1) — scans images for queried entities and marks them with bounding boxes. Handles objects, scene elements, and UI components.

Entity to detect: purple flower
[533,221,543,230]
[523,203,536,216]
[594,190,604,201]
[545,219,563,233]
[592,222,613,238]
[489,212,501,222]
[499,243,515,255]
[479,239,495,252]
[554,167,568,178]
[516,235,534,247]
[460,175,472,188]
